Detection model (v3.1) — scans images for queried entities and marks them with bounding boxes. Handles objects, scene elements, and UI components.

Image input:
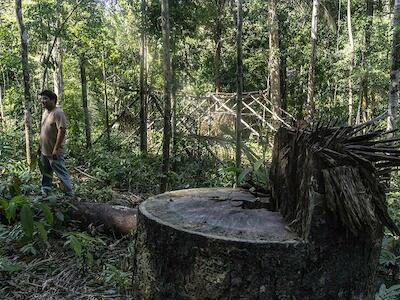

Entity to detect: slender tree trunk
[269,0,281,129]
[387,0,400,133]
[306,0,320,119]
[53,0,64,104]
[333,0,341,104]
[102,52,110,149]
[0,81,4,127]
[235,0,243,184]
[0,90,4,128]
[80,56,91,148]
[42,43,50,90]
[171,56,177,168]
[279,13,287,111]
[359,0,373,123]
[214,0,225,93]
[347,0,355,125]
[160,0,173,193]
[16,0,33,165]
[139,0,148,155]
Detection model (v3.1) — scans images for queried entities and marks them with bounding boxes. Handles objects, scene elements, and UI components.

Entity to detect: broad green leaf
[35,222,48,241]
[39,203,53,225]
[20,205,34,238]
[10,195,29,206]
[253,159,264,171]
[5,202,17,221]
[238,167,251,184]
[68,235,82,257]
[0,198,9,210]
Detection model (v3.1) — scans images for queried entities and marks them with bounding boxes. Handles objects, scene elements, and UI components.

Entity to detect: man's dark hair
[39,90,58,104]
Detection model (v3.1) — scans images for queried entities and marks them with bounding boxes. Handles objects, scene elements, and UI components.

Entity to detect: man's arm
[52,127,65,159]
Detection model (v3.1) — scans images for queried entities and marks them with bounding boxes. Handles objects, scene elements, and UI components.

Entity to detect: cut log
[68,201,137,235]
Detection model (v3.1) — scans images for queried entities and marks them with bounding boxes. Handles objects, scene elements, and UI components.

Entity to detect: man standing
[39,90,73,197]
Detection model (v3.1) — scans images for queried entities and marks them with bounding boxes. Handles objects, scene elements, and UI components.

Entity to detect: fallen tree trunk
[67,200,137,235]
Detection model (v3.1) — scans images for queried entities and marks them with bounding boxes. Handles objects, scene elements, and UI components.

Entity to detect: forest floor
[0,169,142,300]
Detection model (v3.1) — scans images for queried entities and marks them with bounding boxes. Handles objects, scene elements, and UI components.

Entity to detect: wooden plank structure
[134,120,399,299]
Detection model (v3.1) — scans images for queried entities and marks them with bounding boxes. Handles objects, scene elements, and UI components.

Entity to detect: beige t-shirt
[40,107,67,156]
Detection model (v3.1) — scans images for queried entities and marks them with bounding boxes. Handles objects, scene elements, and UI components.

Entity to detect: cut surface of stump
[141,188,298,243]
[135,188,308,300]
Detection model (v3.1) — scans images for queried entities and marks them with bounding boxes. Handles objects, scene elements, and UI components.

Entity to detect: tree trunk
[268,0,281,129]
[68,200,137,235]
[0,82,4,128]
[333,0,341,105]
[160,0,172,193]
[16,0,33,166]
[387,0,400,133]
[214,0,225,93]
[347,0,355,125]
[80,55,91,149]
[171,59,177,168]
[52,0,64,104]
[102,52,110,149]
[358,0,373,123]
[235,0,243,184]
[306,0,320,119]
[139,0,148,155]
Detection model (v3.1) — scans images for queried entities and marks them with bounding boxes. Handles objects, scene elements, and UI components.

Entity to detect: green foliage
[102,263,132,292]
[0,255,25,273]
[238,158,268,187]
[64,231,106,265]
[375,284,400,300]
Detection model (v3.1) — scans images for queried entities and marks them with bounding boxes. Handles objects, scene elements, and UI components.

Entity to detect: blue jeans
[40,154,73,196]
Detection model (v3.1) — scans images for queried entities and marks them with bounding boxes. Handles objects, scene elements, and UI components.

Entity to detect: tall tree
[0,80,4,127]
[160,0,173,192]
[306,0,320,119]
[235,0,243,184]
[214,0,226,93]
[80,55,91,148]
[53,0,64,103]
[139,0,148,155]
[387,0,400,133]
[16,0,33,165]
[269,0,281,128]
[102,52,110,149]
[358,0,373,123]
[347,0,355,125]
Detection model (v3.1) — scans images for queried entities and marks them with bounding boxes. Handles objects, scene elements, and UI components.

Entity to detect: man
[39,90,73,197]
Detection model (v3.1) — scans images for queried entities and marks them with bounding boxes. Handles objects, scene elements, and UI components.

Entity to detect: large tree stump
[135,125,399,299]
[135,188,308,299]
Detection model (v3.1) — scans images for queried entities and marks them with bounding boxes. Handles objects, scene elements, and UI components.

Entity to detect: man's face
[41,95,55,110]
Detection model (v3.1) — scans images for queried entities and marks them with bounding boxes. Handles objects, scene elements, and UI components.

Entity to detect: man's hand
[52,148,61,160]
